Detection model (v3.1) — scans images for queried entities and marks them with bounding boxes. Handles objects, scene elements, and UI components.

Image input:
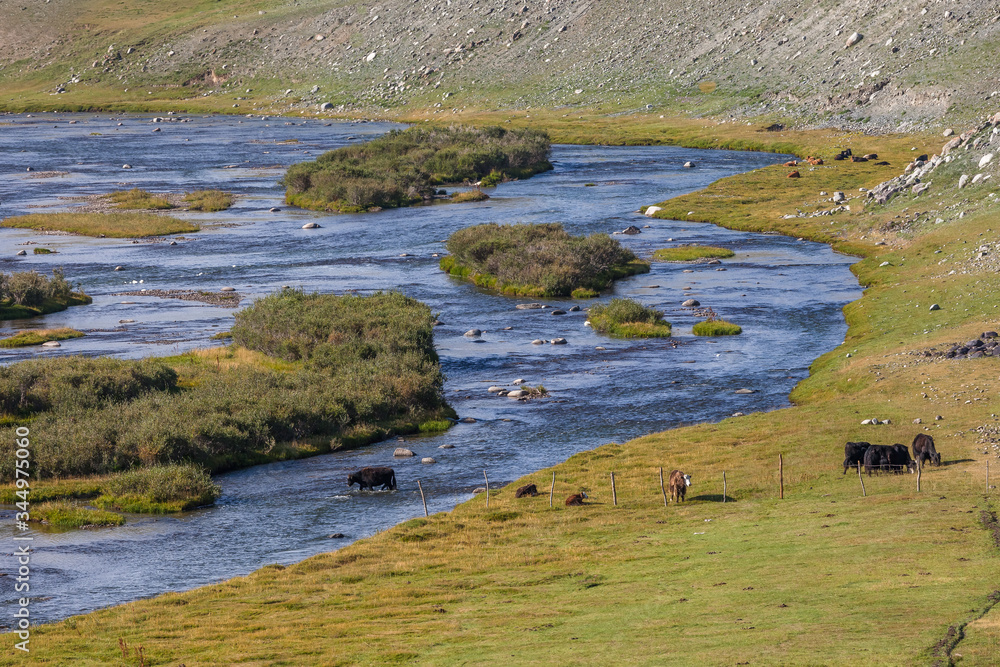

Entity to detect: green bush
[588,299,672,338]
[184,189,234,211]
[97,464,220,512]
[441,223,649,297]
[480,169,504,187]
[692,319,742,336]
[32,501,125,528]
[283,125,551,212]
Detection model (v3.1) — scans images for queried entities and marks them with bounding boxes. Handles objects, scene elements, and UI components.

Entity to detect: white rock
[220,287,236,292]
[302,222,321,229]
[913,418,922,424]
[439,444,455,449]
[393,447,414,457]
[644,206,662,217]
[861,419,873,425]
[943,129,954,137]
[683,161,696,168]
[366,51,377,62]
[979,153,994,169]
[487,386,504,393]
[507,390,526,398]
[958,174,970,189]
[550,337,568,345]
[682,299,700,307]
[122,164,132,169]
[41,341,61,348]
[531,339,545,344]
[513,378,525,385]
[735,388,754,394]
[16,250,26,256]
[464,329,482,337]
[421,457,436,464]
[845,32,862,48]
[929,304,941,311]
[584,320,592,327]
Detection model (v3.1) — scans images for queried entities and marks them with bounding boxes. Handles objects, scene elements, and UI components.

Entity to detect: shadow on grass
[689,494,737,503]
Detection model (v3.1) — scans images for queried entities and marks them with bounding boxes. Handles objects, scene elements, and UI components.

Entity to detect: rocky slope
[1,0,999,129]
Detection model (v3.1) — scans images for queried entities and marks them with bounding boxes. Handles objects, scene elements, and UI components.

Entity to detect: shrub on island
[440,223,649,297]
[109,188,175,210]
[588,298,672,338]
[0,268,91,319]
[283,125,551,212]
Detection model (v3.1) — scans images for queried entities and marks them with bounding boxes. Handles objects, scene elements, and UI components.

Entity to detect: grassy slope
[4,120,1000,664]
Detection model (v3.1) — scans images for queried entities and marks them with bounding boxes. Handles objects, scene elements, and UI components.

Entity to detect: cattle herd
[842,434,941,475]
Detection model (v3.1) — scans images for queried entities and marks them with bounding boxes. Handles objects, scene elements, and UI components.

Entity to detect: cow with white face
[668,470,692,503]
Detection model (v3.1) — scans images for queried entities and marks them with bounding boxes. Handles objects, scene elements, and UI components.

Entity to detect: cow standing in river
[347,466,397,491]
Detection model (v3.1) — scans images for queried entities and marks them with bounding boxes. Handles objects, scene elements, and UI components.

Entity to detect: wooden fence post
[723,471,727,503]
[610,472,617,506]
[417,480,428,517]
[549,471,555,508]
[858,461,866,497]
[659,467,668,507]
[484,470,490,508]
[779,453,784,500]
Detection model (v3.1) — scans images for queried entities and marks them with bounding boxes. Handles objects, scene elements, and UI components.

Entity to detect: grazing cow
[565,492,588,506]
[863,445,892,475]
[347,466,396,491]
[889,444,917,474]
[843,441,872,474]
[668,470,692,503]
[515,483,539,498]
[912,433,941,467]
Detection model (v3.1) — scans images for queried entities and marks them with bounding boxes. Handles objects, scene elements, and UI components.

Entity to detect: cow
[515,483,539,498]
[565,492,588,506]
[889,444,917,474]
[668,470,692,503]
[843,441,871,474]
[347,466,396,491]
[912,433,941,467]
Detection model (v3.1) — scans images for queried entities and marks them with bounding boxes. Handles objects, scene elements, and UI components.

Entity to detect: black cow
[843,441,871,474]
[889,444,917,474]
[515,483,539,498]
[863,444,891,475]
[912,433,941,467]
[347,466,396,491]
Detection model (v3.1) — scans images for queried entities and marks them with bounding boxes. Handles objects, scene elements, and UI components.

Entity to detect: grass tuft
[2,212,198,237]
[692,319,742,336]
[450,190,490,203]
[0,328,84,348]
[588,298,672,338]
[109,188,175,210]
[653,245,735,261]
[184,189,234,211]
[31,501,125,528]
[95,464,220,513]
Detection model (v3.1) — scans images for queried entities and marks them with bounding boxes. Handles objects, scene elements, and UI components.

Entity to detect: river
[0,112,860,625]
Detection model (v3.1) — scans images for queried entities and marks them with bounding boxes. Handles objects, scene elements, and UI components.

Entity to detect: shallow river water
[0,113,861,624]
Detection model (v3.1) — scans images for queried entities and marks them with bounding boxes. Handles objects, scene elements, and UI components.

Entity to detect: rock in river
[682,299,700,307]
[393,448,415,457]
[464,329,482,337]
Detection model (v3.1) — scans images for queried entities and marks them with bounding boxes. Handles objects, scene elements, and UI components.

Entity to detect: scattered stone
[936,415,944,421]
[507,390,526,398]
[958,174,970,189]
[531,339,545,344]
[487,386,504,393]
[550,309,566,315]
[459,417,476,423]
[269,207,280,212]
[913,418,922,424]
[328,533,345,538]
[319,102,333,111]
[393,448,414,457]
[682,299,700,307]
[732,412,745,417]
[439,444,455,449]
[787,170,800,178]
[464,329,482,337]
[832,191,847,204]
[515,303,546,309]
[735,388,754,394]
[943,129,954,137]
[16,250,26,256]
[169,241,177,246]
[845,32,863,48]
[122,164,132,169]
[421,457,436,464]
[220,287,236,292]
[302,222,321,229]
[622,225,641,234]
[979,153,994,169]
[550,337,568,345]
[41,341,61,348]
[568,305,581,312]
[929,304,940,311]
[114,265,123,271]
[683,161,695,168]
[119,319,135,324]
[595,346,606,350]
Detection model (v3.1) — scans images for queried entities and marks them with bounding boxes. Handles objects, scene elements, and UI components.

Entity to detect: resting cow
[347,466,397,491]
[565,492,588,506]
[843,441,871,474]
[668,470,692,503]
[515,483,539,498]
[912,433,941,467]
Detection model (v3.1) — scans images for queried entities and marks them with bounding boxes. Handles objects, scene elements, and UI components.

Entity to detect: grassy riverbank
[9,118,1000,664]
[441,223,649,298]
[284,125,551,212]
[0,269,90,321]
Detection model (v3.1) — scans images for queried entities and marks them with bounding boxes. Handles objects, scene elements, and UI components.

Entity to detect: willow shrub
[283,125,552,212]
[441,222,649,297]
[0,291,451,480]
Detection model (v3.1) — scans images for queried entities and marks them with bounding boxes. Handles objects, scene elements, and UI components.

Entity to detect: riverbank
[8,115,1000,663]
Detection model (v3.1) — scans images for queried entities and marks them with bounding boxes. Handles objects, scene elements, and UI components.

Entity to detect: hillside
[1,0,999,129]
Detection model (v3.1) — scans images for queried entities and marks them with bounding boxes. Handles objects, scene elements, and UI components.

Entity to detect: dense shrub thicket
[588,299,672,338]
[283,125,552,212]
[0,268,91,319]
[440,223,649,297]
[0,291,451,479]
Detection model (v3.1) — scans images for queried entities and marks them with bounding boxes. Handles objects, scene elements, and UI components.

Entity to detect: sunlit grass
[2,212,198,237]
[0,328,84,348]
[653,245,735,261]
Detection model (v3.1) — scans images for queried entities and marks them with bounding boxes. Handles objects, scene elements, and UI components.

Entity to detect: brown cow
[515,483,539,498]
[787,170,801,178]
[565,492,588,506]
[783,160,799,167]
[668,470,692,503]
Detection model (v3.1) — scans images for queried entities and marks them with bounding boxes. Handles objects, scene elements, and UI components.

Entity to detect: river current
[0,113,860,624]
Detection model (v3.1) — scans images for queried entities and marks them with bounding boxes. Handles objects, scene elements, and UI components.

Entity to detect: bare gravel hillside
[1,0,998,128]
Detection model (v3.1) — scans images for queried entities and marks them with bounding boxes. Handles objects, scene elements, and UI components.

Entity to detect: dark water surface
[0,113,860,624]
